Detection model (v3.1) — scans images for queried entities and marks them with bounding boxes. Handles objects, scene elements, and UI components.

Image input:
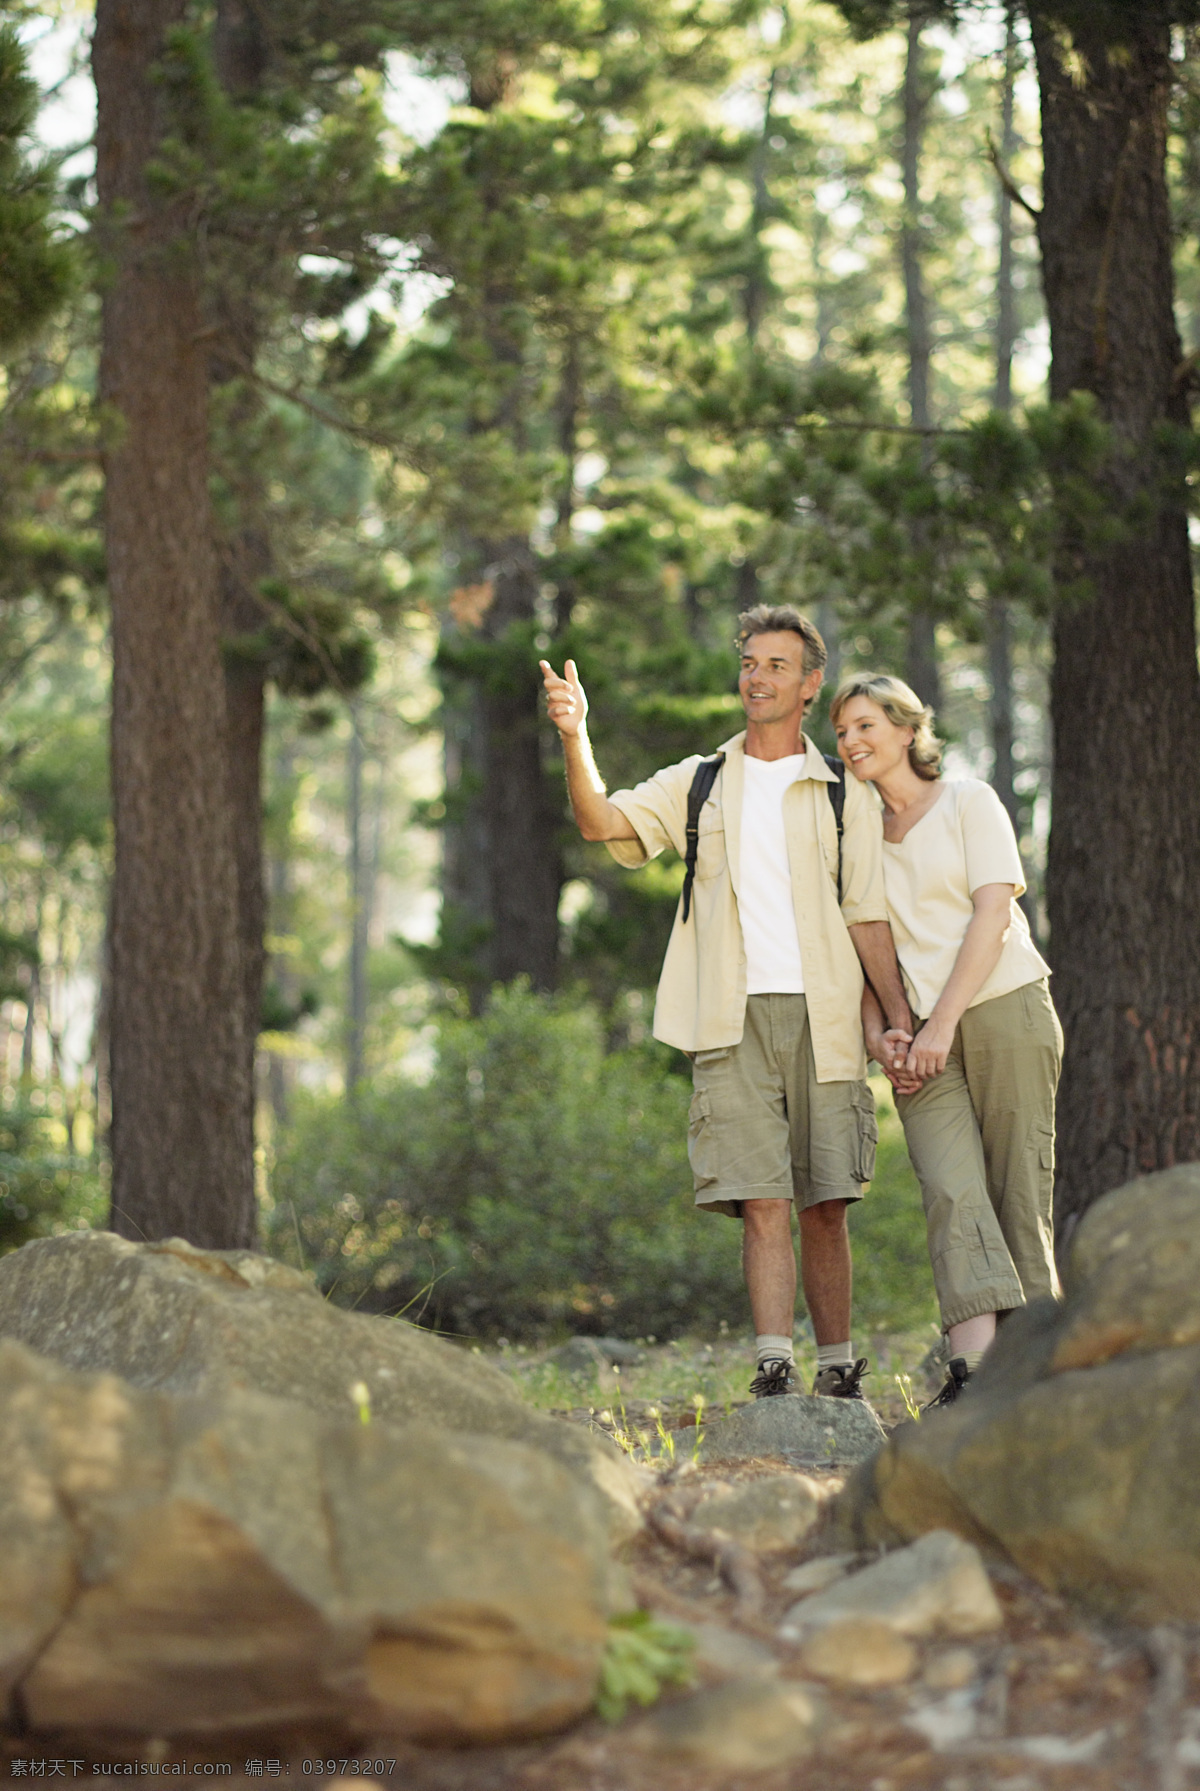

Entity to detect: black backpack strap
[823,753,846,904]
[681,753,725,923]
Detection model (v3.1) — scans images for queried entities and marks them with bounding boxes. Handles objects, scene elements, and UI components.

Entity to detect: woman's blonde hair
[829,672,943,782]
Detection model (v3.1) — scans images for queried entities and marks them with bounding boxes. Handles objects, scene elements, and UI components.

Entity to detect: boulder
[837,1166,1200,1622]
[545,1336,646,1372]
[0,1232,639,1541]
[690,1474,824,1551]
[697,1393,884,1468]
[797,1619,917,1687]
[782,1555,857,1597]
[626,1677,821,1771]
[676,1620,780,1679]
[780,1530,1001,1642]
[0,1338,612,1741]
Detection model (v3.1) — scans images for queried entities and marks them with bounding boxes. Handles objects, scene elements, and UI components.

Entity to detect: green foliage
[0,1093,107,1254]
[266,981,743,1336]
[0,24,74,353]
[596,1611,695,1724]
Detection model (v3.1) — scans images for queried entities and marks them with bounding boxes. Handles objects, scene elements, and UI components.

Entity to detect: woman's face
[834,695,913,781]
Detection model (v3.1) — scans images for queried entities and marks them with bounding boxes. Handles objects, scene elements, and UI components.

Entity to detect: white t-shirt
[882,778,1051,1019]
[739,753,806,995]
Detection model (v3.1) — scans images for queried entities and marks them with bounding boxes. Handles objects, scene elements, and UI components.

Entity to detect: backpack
[680,751,846,923]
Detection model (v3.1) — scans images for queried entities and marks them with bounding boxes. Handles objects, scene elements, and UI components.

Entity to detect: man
[540,604,914,1401]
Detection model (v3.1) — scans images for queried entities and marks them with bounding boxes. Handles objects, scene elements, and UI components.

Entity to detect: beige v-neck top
[882,777,1050,1020]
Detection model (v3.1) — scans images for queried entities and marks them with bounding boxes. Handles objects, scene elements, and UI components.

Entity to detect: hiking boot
[811,1357,870,1400]
[749,1357,795,1398]
[924,1355,972,1410]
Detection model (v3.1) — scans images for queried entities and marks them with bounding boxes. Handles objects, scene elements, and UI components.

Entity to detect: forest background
[2,0,1199,1347]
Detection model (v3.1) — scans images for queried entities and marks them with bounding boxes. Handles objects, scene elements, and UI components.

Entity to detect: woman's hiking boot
[924,1355,973,1410]
[811,1357,870,1400]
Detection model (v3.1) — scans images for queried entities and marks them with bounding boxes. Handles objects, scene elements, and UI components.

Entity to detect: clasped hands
[868,1014,956,1095]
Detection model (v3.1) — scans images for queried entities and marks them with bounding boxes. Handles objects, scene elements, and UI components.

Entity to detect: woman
[830,672,1062,1406]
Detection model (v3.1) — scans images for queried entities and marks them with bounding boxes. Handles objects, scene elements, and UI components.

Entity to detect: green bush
[264,984,936,1342]
[265,984,745,1338]
[0,1093,108,1252]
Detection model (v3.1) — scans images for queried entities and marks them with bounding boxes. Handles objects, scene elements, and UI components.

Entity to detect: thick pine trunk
[1030,6,1200,1241]
[222,554,266,1153]
[989,6,1019,831]
[900,10,941,713]
[95,0,254,1246]
[480,549,562,989]
[442,540,562,998]
[213,0,272,1135]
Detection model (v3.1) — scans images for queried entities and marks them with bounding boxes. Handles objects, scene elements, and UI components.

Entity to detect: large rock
[0,1338,612,1740]
[0,1232,639,1540]
[626,1677,821,1771]
[780,1530,1001,1641]
[690,1474,824,1550]
[837,1167,1200,1622]
[698,1392,884,1467]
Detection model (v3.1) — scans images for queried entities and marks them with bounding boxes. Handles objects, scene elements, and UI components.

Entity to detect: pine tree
[94,0,253,1247]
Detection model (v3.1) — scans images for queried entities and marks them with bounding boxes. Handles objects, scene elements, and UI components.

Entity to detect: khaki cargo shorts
[687,993,878,1219]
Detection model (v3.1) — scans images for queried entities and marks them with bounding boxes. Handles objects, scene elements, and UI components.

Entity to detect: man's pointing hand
[540,658,588,738]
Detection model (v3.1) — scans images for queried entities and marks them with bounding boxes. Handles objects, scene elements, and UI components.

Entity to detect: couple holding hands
[540,602,1060,1411]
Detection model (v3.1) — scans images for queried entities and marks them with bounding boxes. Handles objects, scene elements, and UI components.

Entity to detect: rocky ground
[4,1334,1195,1791]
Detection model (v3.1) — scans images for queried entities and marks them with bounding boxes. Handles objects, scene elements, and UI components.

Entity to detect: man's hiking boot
[924,1355,973,1410]
[811,1357,870,1400]
[749,1357,795,1398]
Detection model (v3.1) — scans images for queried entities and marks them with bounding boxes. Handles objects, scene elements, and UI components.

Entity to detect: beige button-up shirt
[606,730,888,1080]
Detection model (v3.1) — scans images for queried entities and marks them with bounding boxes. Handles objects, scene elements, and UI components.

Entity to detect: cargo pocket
[852,1084,878,1184]
[687,1087,718,1190]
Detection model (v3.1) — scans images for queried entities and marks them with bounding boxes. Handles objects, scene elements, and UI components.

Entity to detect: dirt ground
[3,1348,1196,1791]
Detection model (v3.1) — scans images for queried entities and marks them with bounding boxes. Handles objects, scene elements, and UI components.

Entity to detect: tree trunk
[346,704,367,1094]
[480,542,562,990]
[900,9,941,713]
[95,0,254,1247]
[989,7,1020,829]
[1029,5,1200,1242]
[214,0,270,1150]
[222,564,266,1150]
[440,542,563,999]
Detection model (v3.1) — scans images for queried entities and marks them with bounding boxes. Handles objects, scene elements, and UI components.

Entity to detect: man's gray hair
[735,603,827,678]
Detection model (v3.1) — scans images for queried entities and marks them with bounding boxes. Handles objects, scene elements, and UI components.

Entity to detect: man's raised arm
[540,658,637,842]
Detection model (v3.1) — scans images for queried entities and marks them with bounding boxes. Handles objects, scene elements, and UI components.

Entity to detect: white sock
[756,1333,794,1366]
[817,1341,853,1370]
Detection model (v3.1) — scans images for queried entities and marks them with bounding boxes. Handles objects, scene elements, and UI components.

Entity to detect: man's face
[738,630,821,728]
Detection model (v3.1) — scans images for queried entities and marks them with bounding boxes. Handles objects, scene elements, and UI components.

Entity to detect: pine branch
[985,129,1042,223]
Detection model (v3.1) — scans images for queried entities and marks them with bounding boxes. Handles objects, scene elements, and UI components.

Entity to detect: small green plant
[690,1392,706,1461]
[646,1404,676,1464]
[349,1379,372,1425]
[894,1371,922,1422]
[596,1611,695,1723]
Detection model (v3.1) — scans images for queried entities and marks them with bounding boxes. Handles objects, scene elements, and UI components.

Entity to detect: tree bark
[95,0,254,1247]
[1029,4,1200,1240]
[989,6,1020,830]
[346,704,367,1094]
[213,0,271,1150]
[900,9,941,713]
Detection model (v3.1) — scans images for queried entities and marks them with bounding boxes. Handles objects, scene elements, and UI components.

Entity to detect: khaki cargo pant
[896,978,1062,1329]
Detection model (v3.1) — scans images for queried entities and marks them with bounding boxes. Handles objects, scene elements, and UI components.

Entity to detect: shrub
[265,984,745,1339]
[0,1093,108,1252]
